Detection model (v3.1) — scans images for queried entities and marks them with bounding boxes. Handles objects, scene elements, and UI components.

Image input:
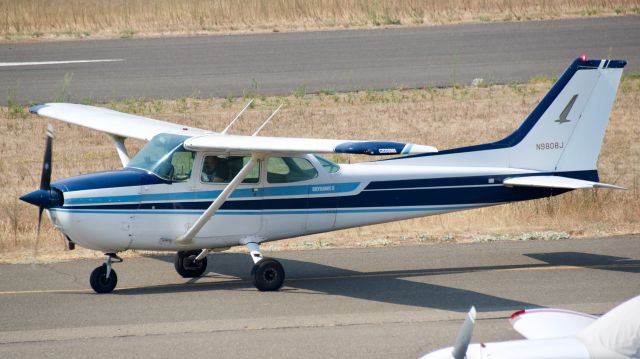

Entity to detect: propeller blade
[40,124,53,190]
[451,306,477,359]
[37,206,44,238]
[33,124,54,254]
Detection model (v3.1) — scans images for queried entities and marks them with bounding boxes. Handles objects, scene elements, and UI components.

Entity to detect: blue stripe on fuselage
[62,185,560,211]
[364,170,597,190]
[51,204,484,216]
[61,173,578,211]
[64,182,361,206]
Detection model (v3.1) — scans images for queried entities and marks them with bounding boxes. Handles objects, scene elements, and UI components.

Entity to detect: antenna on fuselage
[221,99,254,135]
[252,103,283,136]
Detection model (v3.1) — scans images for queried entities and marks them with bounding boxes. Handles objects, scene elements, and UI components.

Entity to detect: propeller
[20,124,62,239]
[38,124,53,235]
[451,306,477,359]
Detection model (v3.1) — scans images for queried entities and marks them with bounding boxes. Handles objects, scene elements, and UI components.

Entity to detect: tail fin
[380,57,626,173]
[505,58,626,172]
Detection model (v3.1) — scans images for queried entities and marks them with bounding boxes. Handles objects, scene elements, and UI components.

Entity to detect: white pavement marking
[0,59,124,67]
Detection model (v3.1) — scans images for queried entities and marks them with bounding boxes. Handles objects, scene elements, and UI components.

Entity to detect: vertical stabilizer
[372,57,626,172]
[507,58,625,172]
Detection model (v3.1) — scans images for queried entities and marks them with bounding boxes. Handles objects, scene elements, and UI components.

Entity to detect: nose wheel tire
[252,258,285,291]
[90,264,118,294]
[174,250,208,278]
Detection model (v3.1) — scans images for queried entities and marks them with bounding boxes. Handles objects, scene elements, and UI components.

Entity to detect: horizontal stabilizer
[510,308,597,339]
[503,176,625,190]
[184,134,437,156]
[30,103,208,141]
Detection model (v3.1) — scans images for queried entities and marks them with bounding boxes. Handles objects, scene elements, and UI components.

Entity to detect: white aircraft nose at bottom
[421,294,640,359]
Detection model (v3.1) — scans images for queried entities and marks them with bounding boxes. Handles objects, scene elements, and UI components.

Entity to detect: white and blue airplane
[21,56,626,293]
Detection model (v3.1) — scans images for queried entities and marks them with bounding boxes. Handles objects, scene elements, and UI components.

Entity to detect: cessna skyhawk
[21,57,626,293]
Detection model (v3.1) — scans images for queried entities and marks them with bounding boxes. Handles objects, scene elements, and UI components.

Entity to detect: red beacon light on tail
[580,54,587,61]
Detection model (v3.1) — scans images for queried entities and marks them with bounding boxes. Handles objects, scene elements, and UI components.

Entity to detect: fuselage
[46,151,572,252]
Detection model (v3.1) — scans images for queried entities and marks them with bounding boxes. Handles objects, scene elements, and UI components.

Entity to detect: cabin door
[192,154,263,238]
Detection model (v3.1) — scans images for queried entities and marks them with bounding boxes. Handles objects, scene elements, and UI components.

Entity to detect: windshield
[127,134,195,181]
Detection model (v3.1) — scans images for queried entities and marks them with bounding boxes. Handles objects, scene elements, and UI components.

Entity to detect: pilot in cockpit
[201,156,228,183]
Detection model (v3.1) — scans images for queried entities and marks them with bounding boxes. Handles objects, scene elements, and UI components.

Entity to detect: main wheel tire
[90,264,118,294]
[174,250,208,278]
[252,258,285,292]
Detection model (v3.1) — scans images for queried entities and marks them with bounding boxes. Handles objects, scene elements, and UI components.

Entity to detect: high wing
[503,176,625,190]
[31,103,437,156]
[184,134,437,156]
[29,103,209,141]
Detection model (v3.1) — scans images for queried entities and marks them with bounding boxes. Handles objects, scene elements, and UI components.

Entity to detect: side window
[201,156,259,184]
[314,155,340,173]
[229,156,260,183]
[267,157,318,183]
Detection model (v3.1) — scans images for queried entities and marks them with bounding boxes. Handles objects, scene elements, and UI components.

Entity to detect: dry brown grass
[1,76,638,262]
[1,0,639,41]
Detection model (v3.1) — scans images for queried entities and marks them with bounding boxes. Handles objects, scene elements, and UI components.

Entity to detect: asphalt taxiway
[0,236,638,358]
[1,16,639,104]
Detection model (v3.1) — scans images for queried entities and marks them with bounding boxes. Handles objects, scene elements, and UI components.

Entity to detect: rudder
[507,58,626,172]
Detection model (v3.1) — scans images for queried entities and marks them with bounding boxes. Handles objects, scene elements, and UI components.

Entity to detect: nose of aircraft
[20,188,63,208]
[21,123,62,235]
[22,123,58,209]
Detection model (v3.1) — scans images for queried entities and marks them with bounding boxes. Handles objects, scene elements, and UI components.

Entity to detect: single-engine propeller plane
[21,57,626,293]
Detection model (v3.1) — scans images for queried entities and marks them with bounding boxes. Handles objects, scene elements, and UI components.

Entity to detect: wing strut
[111,135,130,167]
[221,99,254,135]
[252,104,282,136]
[175,153,264,245]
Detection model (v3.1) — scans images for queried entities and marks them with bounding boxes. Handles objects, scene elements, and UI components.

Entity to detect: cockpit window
[127,133,195,182]
[201,155,259,184]
[314,155,340,173]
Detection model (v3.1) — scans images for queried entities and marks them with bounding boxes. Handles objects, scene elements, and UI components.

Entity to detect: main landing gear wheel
[174,250,208,278]
[252,258,285,292]
[90,264,118,294]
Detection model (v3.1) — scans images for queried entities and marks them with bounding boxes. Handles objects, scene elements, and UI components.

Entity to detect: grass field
[2,0,639,41]
[1,75,638,263]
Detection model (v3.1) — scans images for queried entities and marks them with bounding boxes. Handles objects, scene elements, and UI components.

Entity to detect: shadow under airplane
[112,252,544,313]
[525,251,640,274]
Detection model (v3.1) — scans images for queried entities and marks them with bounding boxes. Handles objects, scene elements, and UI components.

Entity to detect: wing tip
[510,309,526,321]
[594,183,627,190]
[29,103,49,114]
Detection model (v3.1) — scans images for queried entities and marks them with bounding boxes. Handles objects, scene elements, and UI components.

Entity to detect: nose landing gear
[90,253,122,294]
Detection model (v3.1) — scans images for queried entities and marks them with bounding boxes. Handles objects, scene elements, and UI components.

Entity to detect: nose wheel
[246,242,285,291]
[90,253,122,294]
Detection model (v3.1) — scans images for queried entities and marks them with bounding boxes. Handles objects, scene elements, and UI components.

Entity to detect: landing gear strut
[90,253,122,294]
[174,250,208,278]
[247,243,285,291]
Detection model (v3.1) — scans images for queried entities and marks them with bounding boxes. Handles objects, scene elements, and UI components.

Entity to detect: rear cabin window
[314,155,340,173]
[267,157,318,183]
